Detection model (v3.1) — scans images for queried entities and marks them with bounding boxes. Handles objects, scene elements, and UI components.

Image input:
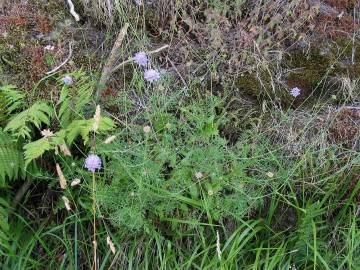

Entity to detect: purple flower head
[134,0,143,6]
[133,51,148,66]
[84,154,102,172]
[62,75,73,86]
[144,69,160,82]
[290,87,301,98]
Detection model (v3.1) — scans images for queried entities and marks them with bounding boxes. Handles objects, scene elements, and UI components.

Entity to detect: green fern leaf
[0,197,10,256]
[0,85,25,124]
[0,130,25,186]
[0,85,25,113]
[4,101,53,139]
[58,70,95,126]
[66,117,115,145]
[23,130,66,166]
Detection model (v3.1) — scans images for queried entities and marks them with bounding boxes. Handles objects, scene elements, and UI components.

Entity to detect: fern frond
[0,85,25,114]
[4,102,53,139]
[0,130,25,186]
[23,138,51,167]
[23,130,66,166]
[58,70,95,126]
[0,85,25,124]
[66,117,115,145]
[0,197,10,256]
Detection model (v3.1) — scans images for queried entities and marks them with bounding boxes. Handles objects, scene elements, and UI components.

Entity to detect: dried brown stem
[97,23,129,93]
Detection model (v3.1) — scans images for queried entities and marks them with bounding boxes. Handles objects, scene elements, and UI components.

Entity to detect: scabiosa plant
[144,69,160,82]
[133,51,148,66]
[62,75,73,86]
[84,154,102,172]
[290,87,301,97]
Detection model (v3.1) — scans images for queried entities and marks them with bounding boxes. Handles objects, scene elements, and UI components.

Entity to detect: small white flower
[62,75,73,86]
[143,125,151,133]
[195,172,203,179]
[266,172,274,178]
[41,129,54,138]
[44,45,55,51]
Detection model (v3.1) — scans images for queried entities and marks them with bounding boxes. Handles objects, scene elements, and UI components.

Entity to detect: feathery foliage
[5,101,53,139]
[0,197,10,256]
[0,130,25,186]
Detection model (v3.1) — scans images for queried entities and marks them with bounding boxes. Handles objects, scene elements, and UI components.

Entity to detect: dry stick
[97,23,129,94]
[111,44,170,73]
[46,43,73,75]
[67,0,80,21]
[11,181,31,209]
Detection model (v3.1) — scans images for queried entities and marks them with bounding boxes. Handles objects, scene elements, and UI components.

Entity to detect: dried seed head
[107,236,116,254]
[104,135,117,144]
[93,105,101,132]
[62,196,71,211]
[71,178,81,187]
[56,163,67,189]
[216,230,221,261]
[59,143,71,156]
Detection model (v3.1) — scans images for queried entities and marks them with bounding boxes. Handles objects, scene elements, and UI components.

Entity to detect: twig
[67,0,80,21]
[111,44,170,73]
[97,23,129,93]
[11,181,31,209]
[46,43,73,75]
[166,55,189,94]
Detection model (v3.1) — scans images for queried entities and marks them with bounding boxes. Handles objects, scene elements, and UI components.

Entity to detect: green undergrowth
[0,68,359,269]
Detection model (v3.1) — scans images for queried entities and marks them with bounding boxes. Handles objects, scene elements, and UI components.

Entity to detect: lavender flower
[84,154,102,172]
[134,0,143,5]
[144,69,160,82]
[290,87,301,98]
[133,51,148,66]
[62,75,73,86]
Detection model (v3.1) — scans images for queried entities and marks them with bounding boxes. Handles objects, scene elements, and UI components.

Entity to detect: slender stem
[92,172,97,270]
